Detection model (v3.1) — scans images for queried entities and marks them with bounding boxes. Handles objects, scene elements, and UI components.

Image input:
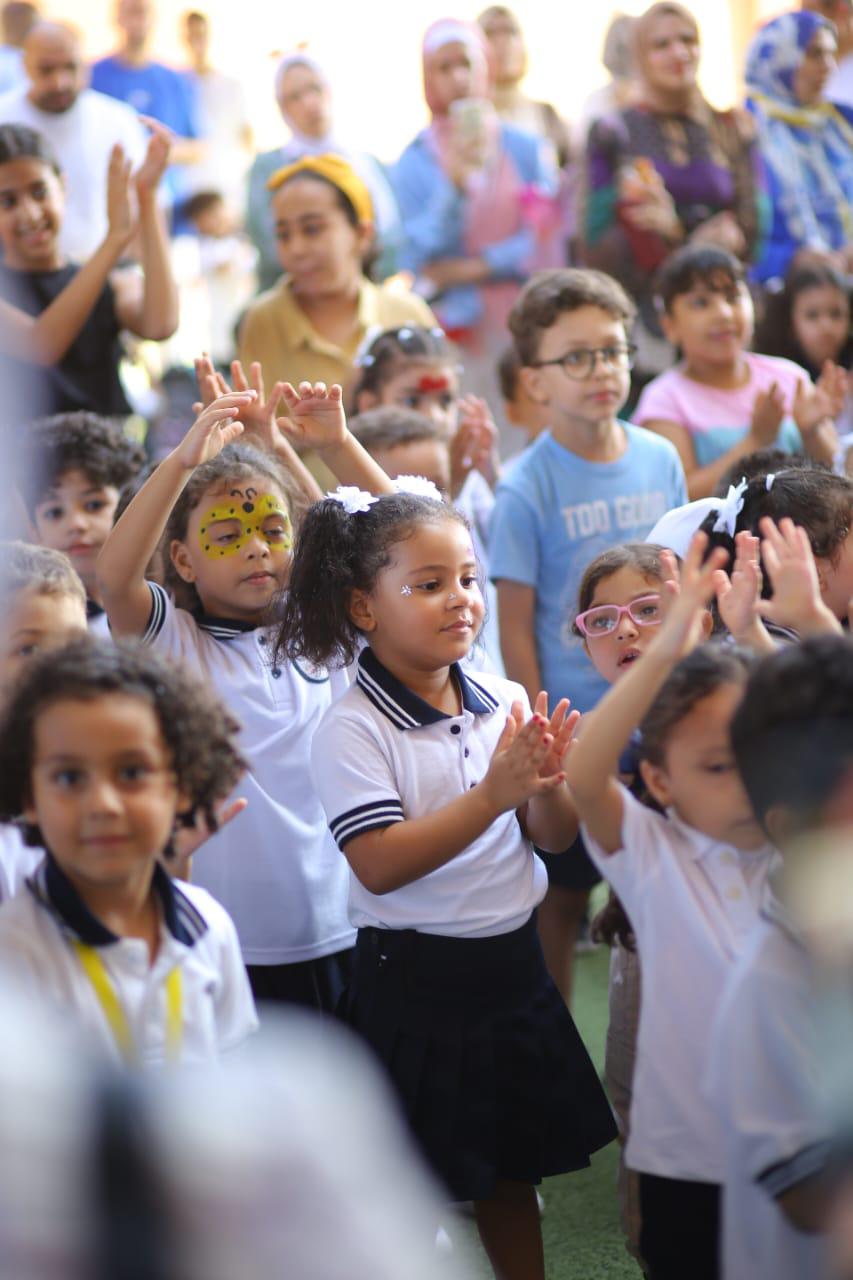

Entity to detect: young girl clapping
[566,534,779,1280]
[274,488,615,1280]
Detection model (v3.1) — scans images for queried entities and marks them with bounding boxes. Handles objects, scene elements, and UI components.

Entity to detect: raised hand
[105,144,135,250]
[135,116,173,200]
[277,381,348,450]
[793,366,845,436]
[168,797,248,881]
[654,531,729,660]
[750,382,786,448]
[174,390,254,469]
[482,702,568,813]
[713,530,764,643]
[452,395,500,492]
[532,691,580,781]
[757,516,842,636]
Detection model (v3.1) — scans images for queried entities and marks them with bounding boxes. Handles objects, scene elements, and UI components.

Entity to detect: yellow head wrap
[266,153,374,225]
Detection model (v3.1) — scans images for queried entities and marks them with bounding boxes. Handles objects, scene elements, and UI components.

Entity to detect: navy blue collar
[29,855,208,947]
[192,607,259,639]
[356,647,499,730]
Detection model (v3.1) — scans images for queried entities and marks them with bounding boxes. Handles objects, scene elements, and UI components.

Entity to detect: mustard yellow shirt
[238,274,436,403]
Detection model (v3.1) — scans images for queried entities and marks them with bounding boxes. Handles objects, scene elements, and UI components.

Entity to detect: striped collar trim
[356,647,499,730]
[28,856,208,948]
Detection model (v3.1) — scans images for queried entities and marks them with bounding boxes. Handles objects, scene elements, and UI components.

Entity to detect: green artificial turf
[444,940,643,1279]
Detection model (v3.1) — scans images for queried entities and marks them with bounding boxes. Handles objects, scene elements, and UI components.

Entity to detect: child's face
[817,526,853,619]
[272,178,369,298]
[351,518,484,673]
[33,469,120,598]
[641,682,766,851]
[171,475,293,622]
[24,693,183,891]
[661,275,753,368]
[1,587,87,692]
[362,361,459,439]
[791,284,850,368]
[371,440,451,499]
[523,306,631,435]
[578,567,663,685]
[277,63,332,140]
[0,157,64,270]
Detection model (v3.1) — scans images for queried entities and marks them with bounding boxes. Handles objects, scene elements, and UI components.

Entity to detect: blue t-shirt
[90,56,198,210]
[490,425,688,714]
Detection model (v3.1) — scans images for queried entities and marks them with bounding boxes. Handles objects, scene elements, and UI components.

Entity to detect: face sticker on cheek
[198,492,293,559]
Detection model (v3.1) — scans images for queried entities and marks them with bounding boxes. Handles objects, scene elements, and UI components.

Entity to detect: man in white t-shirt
[0,21,147,260]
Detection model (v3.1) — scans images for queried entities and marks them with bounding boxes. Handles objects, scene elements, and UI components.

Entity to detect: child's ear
[347,587,376,633]
[700,608,714,639]
[638,758,673,809]
[170,539,196,584]
[520,363,549,406]
[658,309,679,346]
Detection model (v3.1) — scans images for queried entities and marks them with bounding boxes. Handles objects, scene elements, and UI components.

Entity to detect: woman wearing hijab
[391,18,559,432]
[581,1,767,381]
[245,52,402,291]
[746,10,853,284]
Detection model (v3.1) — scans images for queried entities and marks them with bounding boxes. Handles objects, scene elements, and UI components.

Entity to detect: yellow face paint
[198,491,293,559]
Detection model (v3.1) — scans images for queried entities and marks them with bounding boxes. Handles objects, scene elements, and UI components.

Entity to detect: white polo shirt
[311,648,547,938]
[706,904,827,1280]
[0,857,257,1067]
[583,787,779,1181]
[143,583,354,965]
[0,824,42,902]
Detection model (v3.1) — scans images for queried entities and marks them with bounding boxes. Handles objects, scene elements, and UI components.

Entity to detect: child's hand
[277,381,348,451]
[532,691,580,780]
[793,366,845,436]
[757,516,842,636]
[194,355,293,456]
[105,144,135,249]
[713,531,764,642]
[452,395,500,492]
[135,116,173,200]
[167,797,248,881]
[482,703,567,813]
[749,382,786,448]
[655,532,728,660]
[174,391,253,469]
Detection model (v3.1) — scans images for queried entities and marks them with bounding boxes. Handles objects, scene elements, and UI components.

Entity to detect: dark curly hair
[731,635,853,833]
[639,644,752,767]
[273,491,469,668]
[698,469,853,592]
[0,638,246,846]
[713,448,824,498]
[18,413,146,511]
[163,442,300,612]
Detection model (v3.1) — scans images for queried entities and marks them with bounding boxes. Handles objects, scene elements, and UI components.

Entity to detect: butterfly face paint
[198,490,292,559]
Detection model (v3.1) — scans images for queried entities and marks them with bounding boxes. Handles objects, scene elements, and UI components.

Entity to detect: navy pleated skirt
[340,913,617,1201]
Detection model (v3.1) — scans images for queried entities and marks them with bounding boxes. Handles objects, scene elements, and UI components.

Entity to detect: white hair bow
[325,486,380,515]
[711,477,748,538]
[393,475,443,501]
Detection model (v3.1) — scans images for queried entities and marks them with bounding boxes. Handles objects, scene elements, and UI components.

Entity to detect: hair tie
[711,477,748,538]
[392,475,443,501]
[325,486,380,515]
[766,473,776,491]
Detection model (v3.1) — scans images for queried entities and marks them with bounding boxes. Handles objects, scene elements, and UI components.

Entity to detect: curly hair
[731,635,853,832]
[163,442,300,612]
[0,638,246,845]
[272,491,469,669]
[639,644,752,767]
[18,413,146,510]
[0,541,86,609]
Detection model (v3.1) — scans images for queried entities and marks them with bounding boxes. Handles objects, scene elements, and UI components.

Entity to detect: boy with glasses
[490,267,686,1002]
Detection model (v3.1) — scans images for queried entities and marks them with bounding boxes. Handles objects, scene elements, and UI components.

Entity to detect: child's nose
[87,776,124,815]
[615,613,639,639]
[244,530,270,557]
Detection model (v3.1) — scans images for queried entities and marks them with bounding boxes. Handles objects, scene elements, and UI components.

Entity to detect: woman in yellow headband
[237,153,436,484]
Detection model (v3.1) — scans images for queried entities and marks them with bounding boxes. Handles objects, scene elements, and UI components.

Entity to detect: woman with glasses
[580,2,767,386]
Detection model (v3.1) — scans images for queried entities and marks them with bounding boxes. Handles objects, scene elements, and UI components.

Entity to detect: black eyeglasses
[531,344,637,380]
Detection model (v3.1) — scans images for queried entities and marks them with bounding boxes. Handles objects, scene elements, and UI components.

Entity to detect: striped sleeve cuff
[757,1139,831,1199]
[330,800,405,849]
[142,581,168,644]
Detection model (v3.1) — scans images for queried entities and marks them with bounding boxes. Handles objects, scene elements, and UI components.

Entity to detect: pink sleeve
[633,373,684,426]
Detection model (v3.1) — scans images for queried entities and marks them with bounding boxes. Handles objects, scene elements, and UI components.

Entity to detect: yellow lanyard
[74,941,183,1065]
